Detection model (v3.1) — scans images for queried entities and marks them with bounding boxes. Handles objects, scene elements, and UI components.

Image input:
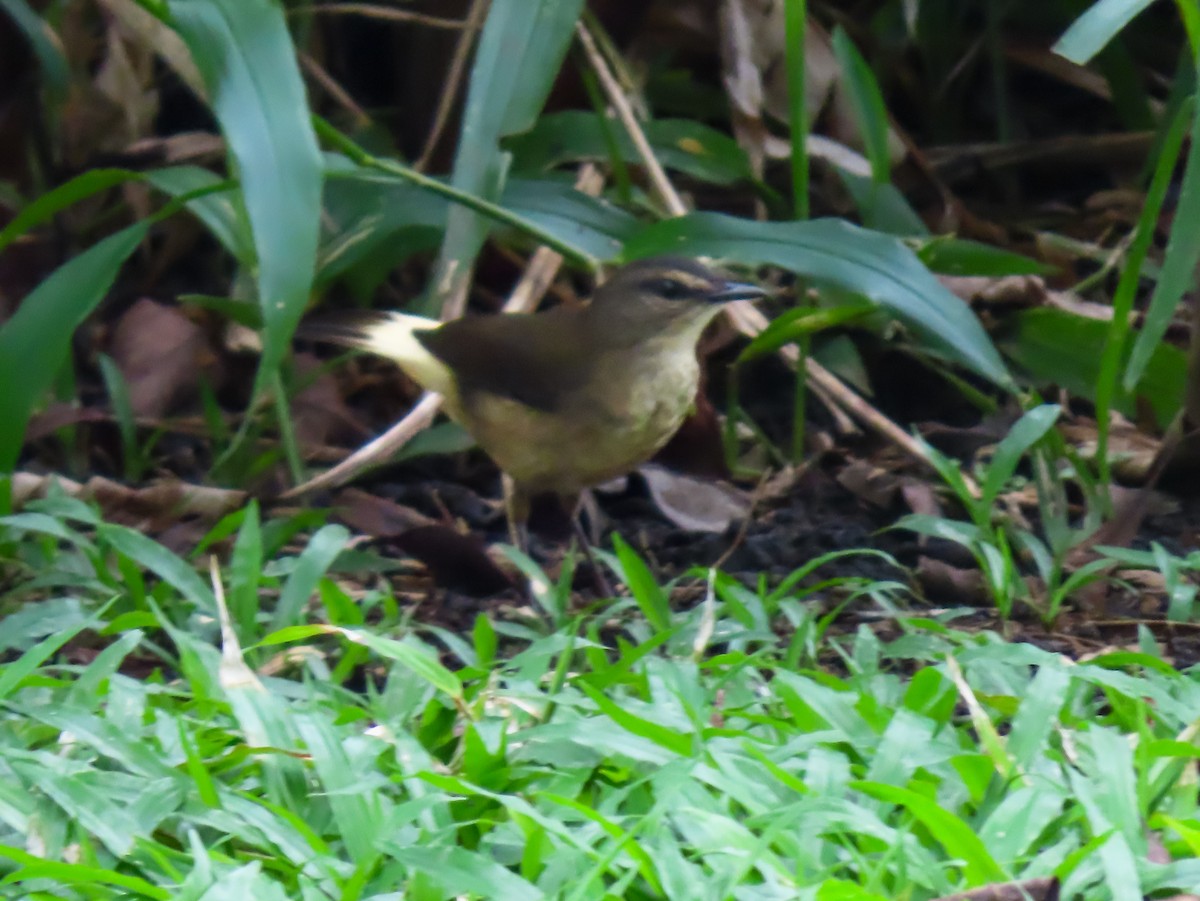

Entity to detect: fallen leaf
[110,298,211,417]
[637,463,750,533]
[12,471,246,531]
[291,352,369,451]
[332,488,437,538]
[915,555,989,607]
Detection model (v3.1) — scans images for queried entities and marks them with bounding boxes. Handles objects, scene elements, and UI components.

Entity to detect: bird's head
[587,256,766,343]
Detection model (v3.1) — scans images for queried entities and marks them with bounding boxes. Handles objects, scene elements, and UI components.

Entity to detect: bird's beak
[710,281,767,303]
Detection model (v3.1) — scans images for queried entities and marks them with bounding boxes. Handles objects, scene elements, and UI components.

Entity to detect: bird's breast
[461,340,701,495]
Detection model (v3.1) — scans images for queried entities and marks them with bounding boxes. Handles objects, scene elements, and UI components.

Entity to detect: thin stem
[273,371,305,486]
[792,333,810,462]
[785,0,810,459]
[784,0,809,220]
[414,0,488,172]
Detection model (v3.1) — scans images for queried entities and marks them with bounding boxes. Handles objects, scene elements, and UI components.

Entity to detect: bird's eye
[649,278,690,301]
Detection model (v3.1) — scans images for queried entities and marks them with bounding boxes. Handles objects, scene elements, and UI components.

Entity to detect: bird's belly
[464,352,698,495]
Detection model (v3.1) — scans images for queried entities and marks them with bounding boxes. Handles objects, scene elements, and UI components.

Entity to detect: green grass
[1,506,1199,899]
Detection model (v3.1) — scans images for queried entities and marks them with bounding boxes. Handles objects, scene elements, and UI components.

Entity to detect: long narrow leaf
[1124,91,1200,391]
[0,221,151,472]
[980,404,1062,507]
[1053,0,1157,64]
[169,0,323,385]
[0,169,139,254]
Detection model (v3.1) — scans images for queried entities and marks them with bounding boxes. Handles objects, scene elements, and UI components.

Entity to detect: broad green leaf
[68,629,143,702]
[996,307,1185,428]
[501,176,633,259]
[978,785,1069,865]
[0,511,96,552]
[384,846,543,901]
[0,846,170,900]
[612,534,671,630]
[9,759,147,857]
[1077,729,1142,851]
[852,781,1009,884]
[576,681,695,757]
[0,620,93,701]
[0,220,151,472]
[228,500,263,641]
[539,792,663,895]
[322,626,463,699]
[1006,664,1071,771]
[169,0,323,384]
[915,236,1056,277]
[623,213,1011,386]
[294,714,383,864]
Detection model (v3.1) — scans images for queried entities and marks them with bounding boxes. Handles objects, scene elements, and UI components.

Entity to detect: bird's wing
[416,309,593,414]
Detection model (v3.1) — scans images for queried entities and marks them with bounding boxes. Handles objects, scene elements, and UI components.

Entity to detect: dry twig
[304,3,468,31]
[415,0,490,173]
[299,52,371,130]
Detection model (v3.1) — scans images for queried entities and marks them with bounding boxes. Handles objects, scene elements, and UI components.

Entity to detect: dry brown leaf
[25,404,111,442]
[93,23,157,143]
[110,298,212,418]
[1060,419,1162,482]
[916,555,989,606]
[900,479,942,518]
[638,463,750,533]
[331,488,437,538]
[291,352,369,452]
[98,0,205,98]
[938,274,1048,309]
[12,472,246,527]
[836,459,904,509]
[719,1,904,167]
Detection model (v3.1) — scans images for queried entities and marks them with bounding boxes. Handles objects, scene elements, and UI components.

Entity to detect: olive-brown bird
[308,256,765,544]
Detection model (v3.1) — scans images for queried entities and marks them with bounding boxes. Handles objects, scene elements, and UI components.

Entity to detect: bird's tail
[296,311,454,397]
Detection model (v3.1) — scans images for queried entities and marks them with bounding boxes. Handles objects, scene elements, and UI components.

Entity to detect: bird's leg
[564,493,616,598]
[577,489,605,546]
[502,473,530,552]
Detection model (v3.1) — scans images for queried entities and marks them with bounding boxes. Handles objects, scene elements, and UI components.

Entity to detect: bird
[303,255,765,552]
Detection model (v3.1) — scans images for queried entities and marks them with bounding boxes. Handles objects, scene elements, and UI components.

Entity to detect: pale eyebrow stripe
[659,271,713,290]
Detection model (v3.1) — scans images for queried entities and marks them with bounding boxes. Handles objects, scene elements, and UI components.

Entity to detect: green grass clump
[1,507,1199,899]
